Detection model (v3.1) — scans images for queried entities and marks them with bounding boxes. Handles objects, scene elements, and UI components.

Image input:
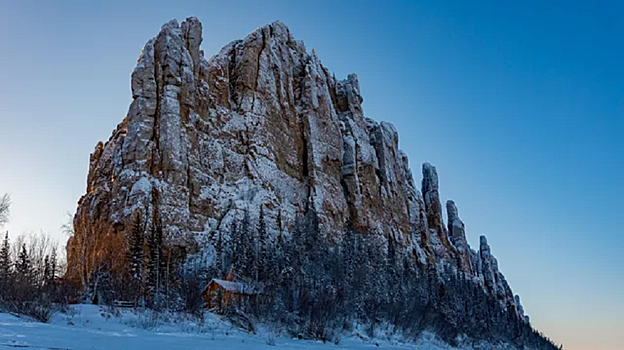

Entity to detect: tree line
[0,190,560,349]
[0,231,72,321]
[0,194,76,321]
[190,207,560,349]
[101,205,560,348]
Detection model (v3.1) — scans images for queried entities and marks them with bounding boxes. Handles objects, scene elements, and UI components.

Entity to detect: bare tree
[0,194,10,227]
[60,212,74,237]
[10,232,59,287]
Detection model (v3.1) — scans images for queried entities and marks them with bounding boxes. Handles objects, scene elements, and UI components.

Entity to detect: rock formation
[67,17,527,322]
[446,200,472,274]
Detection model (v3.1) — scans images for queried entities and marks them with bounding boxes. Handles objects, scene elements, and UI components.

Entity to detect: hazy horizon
[0,1,622,349]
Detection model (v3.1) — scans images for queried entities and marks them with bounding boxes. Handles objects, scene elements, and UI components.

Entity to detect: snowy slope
[0,306,508,350]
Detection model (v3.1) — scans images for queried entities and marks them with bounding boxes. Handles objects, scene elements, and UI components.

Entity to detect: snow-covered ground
[0,305,498,350]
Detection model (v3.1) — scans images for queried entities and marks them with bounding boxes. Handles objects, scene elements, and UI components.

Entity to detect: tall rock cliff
[67,17,527,322]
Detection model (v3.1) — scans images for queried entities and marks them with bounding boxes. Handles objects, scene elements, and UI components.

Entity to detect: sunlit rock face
[67,17,526,322]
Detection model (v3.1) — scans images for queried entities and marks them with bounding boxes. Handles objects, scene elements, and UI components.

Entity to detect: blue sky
[0,1,622,349]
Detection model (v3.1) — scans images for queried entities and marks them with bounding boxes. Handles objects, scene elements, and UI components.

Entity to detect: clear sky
[0,1,622,349]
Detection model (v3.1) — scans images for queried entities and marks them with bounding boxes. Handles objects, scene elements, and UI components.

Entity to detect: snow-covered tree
[146,220,164,303]
[15,243,32,286]
[127,214,145,282]
[126,213,146,305]
[0,194,10,227]
[0,232,11,287]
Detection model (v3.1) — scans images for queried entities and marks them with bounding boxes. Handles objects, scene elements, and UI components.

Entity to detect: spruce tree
[214,230,223,277]
[146,220,163,298]
[229,210,255,280]
[49,250,57,284]
[16,243,31,285]
[229,220,240,275]
[386,237,398,290]
[43,255,51,287]
[255,205,268,283]
[128,214,145,281]
[0,232,11,286]
[241,209,254,279]
[127,214,145,303]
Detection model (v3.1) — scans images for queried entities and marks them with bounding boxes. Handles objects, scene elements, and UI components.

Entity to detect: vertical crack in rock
[150,41,161,177]
[301,112,312,212]
[228,43,240,111]
[251,26,267,114]
[181,17,202,82]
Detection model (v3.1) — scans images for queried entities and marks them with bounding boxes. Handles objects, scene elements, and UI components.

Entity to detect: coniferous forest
[54,202,558,349]
[0,201,561,349]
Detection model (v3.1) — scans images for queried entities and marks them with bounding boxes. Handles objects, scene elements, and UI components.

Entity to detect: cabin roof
[202,278,261,295]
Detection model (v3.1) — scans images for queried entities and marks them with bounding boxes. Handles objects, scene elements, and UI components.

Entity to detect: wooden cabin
[201,278,260,310]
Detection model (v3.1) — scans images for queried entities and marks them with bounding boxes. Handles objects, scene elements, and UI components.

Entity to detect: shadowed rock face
[67,17,526,322]
[446,200,472,274]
